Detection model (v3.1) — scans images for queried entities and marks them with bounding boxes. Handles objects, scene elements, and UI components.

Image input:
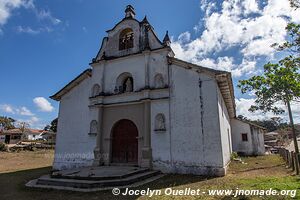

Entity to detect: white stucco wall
[53,77,97,170]
[250,127,265,155]
[151,99,171,172]
[231,119,253,155]
[26,134,42,140]
[257,129,265,154]
[217,88,232,166]
[231,119,265,156]
[103,55,146,93]
[155,64,226,176]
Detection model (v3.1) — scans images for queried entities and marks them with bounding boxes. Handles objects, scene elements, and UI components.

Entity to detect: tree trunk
[287,100,299,154]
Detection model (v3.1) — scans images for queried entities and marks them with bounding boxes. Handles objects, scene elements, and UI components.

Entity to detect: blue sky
[0,0,299,129]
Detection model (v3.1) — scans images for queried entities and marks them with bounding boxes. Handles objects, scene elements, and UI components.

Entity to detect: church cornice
[89,87,170,107]
[90,46,172,65]
[91,97,169,108]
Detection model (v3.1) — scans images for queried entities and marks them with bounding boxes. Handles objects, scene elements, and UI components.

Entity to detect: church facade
[51,5,236,176]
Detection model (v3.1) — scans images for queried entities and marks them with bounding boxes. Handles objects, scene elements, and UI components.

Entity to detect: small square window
[241,133,248,142]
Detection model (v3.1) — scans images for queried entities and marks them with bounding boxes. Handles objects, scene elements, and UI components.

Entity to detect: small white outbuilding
[231,118,266,156]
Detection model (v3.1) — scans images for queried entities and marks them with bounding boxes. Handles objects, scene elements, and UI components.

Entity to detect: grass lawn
[0,150,299,200]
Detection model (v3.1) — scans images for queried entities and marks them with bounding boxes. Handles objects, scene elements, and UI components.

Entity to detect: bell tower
[125,5,135,18]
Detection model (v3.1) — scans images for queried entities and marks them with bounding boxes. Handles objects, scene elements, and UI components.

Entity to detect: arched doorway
[111,119,138,164]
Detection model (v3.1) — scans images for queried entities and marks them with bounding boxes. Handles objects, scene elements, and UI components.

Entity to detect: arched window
[155,113,166,131]
[154,74,164,88]
[89,120,98,135]
[115,72,134,93]
[91,84,100,97]
[119,28,134,50]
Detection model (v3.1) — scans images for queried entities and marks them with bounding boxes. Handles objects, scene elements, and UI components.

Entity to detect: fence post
[291,151,295,171]
[290,151,292,168]
[286,150,290,166]
[279,148,283,157]
[295,153,299,175]
[298,154,300,175]
[283,149,287,161]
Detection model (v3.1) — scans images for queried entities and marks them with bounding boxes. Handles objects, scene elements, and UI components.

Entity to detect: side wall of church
[151,64,226,176]
[53,77,97,170]
[217,87,232,167]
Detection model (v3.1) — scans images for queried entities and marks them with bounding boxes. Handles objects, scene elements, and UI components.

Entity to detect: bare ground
[0,151,299,200]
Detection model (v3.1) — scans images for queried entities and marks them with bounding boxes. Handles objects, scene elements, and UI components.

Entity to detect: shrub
[0,142,8,152]
[230,152,239,160]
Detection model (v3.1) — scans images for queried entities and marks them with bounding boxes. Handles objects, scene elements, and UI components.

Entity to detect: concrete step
[26,173,165,192]
[37,170,161,189]
[51,167,150,181]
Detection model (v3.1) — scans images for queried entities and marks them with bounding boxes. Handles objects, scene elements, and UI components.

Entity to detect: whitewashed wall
[103,55,146,93]
[217,88,232,166]
[151,99,171,171]
[160,64,226,176]
[231,119,253,155]
[53,77,96,170]
[231,119,265,155]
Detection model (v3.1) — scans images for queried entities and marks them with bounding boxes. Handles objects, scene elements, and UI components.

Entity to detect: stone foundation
[152,160,229,177]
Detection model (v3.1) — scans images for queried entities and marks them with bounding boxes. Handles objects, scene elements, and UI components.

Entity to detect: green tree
[290,0,300,8]
[44,118,58,133]
[50,118,58,133]
[0,116,15,130]
[238,21,300,153]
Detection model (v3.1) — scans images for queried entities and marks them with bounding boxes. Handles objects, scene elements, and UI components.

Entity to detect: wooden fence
[278,148,300,175]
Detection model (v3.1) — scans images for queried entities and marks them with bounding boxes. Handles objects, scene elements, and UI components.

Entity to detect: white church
[51,5,238,177]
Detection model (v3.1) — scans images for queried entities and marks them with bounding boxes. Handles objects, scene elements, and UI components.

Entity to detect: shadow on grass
[0,167,216,200]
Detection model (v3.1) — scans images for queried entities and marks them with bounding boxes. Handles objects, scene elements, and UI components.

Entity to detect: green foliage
[239,21,300,114]
[44,118,58,133]
[230,152,239,160]
[50,118,58,133]
[272,23,300,55]
[290,0,300,9]
[0,116,15,130]
[238,57,300,114]
[0,142,8,151]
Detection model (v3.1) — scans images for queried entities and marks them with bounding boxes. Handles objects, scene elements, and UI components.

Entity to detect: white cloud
[171,0,300,77]
[16,106,34,116]
[33,97,54,112]
[0,0,23,26]
[16,116,43,129]
[242,0,260,15]
[17,25,39,34]
[197,56,235,72]
[16,25,52,34]
[36,9,61,25]
[0,102,48,129]
[178,31,191,44]
[0,104,34,116]
[0,0,61,34]
[0,0,37,31]
[232,59,256,77]
[236,98,300,123]
[0,104,15,114]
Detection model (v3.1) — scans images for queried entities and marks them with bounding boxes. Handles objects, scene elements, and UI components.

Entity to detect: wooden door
[111,119,138,163]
